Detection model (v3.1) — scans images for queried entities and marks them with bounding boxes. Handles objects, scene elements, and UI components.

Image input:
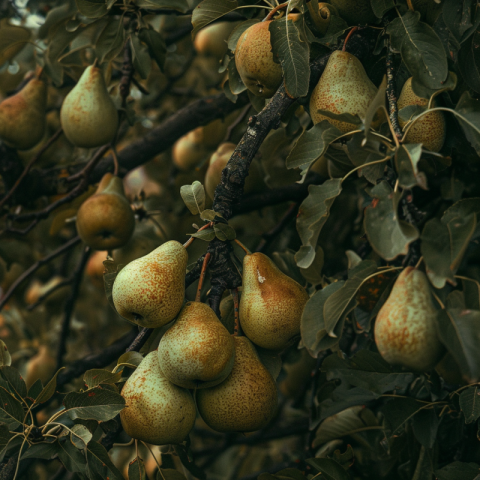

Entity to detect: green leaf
[159,469,188,480]
[296,178,343,268]
[411,408,440,448]
[395,143,425,189]
[63,388,125,421]
[71,424,93,449]
[0,425,13,453]
[115,351,144,371]
[129,456,147,480]
[453,92,480,155]
[200,209,225,222]
[21,441,59,460]
[133,0,188,11]
[435,461,480,480]
[386,11,448,89]
[306,458,351,480]
[227,19,258,51]
[459,386,480,424]
[255,347,282,380]
[35,368,64,404]
[83,369,123,389]
[364,181,419,260]
[0,19,31,67]
[381,397,426,435]
[191,0,239,38]
[86,441,124,480]
[75,0,108,18]
[138,27,166,72]
[58,439,87,474]
[227,57,247,95]
[214,223,236,241]
[371,0,396,18]
[174,445,206,480]
[130,33,152,80]
[180,181,206,215]
[0,366,26,400]
[96,17,125,64]
[269,18,309,98]
[458,31,480,94]
[443,0,480,43]
[189,228,216,242]
[0,386,25,429]
[0,341,11,367]
[27,380,43,401]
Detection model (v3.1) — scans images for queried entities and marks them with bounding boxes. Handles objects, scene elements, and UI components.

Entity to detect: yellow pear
[194,22,237,59]
[60,65,118,148]
[309,50,379,133]
[329,0,377,25]
[25,345,56,389]
[172,130,210,172]
[398,77,446,152]
[196,336,277,432]
[240,252,309,350]
[76,173,135,251]
[279,348,317,399]
[374,267,443,371]
[120,352,196,445]
[0,77,47,150]
[157,301,235,389]
[235,21,283,98]
[112,240,187,328]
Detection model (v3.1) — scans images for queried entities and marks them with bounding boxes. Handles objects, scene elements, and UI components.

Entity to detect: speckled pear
[157,302,235,389]
[76,173,135,251]
[60,65,118,148]
[112,240,187,328]
[240,252,309,350]
[0,77,47,150]
[374,267,443,371]
[120,352,196,445]
[398,77,446,152]
[196,336,277,432]
[309,50,379,133]
[235,21,283,98]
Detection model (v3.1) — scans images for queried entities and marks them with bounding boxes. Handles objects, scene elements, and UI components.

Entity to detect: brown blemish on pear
[374,267,444,371]
[120,352,196,445]
[196,336,277,433]
[157,302,235,389]
[239,252,309,350]
[112,240,187,328]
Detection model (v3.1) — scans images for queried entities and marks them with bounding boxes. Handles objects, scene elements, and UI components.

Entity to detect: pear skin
[112,240,187,328]
[0,77,47,150]
[194,22,237,59]
[239,252,309,350]
[374,267,443,371]
[172,131,210,172]
[60,65,118,148]
[75,173,135,251]
[309,50,379,133]
[196,336,278,432]
[157,302,235,389]
[235,21,283,98]
[398,77,446,152]
[120,352,196,445]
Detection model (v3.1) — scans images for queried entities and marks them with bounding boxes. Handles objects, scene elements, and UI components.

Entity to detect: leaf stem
[234,239,251,255]
[196,253,211,302]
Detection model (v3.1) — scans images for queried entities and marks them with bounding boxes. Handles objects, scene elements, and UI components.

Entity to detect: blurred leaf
[371,0,396,18]
[411,408,440,448]
[63,388,125,421]
[307,15,348,45]
[381,397,425,435]
[35,368,64,404]
[96,17,124,64]
[39,3,76,39]
[443,0,480,43]
[272,249,306,287]
[435,461,480,480]
[459,386,480,423]
[453,92,480,155]
[395,143,425,189]
[138,27,166,72]
[70,424,92,449]
[58,439,86,474]
[130,33,151,80]
[0,425,13,453]
[0,341,11,367]
[436,309,480,382]
[75,0,107,18]
[86,441,124,480]
[214,223,236,241]
[159,469,188,480]
[255,347,282,380]
[306,458,351,480]
[129,456,147,480]
[180,181,206,215]
[191,0,239,38]
[364,181,419,260]
[458,31,480,94]
[84,369,123,389]
[174,444,206,480]
[133,0,188,11]
[296,179,343,268]
[0,19,31,67]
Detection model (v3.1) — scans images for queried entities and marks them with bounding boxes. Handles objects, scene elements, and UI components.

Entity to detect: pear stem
[234,239,251,255]
[414,256,424,269]
[342,27,358,52]
[111,144,120,176]
[196,253,211,302]
[264,2,288,21]
[183,222,214,248]
[232,288,240,336]
[406,0,414,11]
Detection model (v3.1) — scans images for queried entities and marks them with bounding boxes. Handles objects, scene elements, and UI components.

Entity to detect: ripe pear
[157,301,235,389]
[235,21,283,98]
[112,240,187,328]
[76,173,135,251]
[374,267,443,371]
[398,77,446,152]
[239,252,309,350]
[25,345,56,389]
[60,65,118,148]
[0,77,47,150]
[194,22,236,59]
[309,50,379,133]
[196,336,278,432]
[120,352,196,445]
[172,131,210,172]
[329,0,377,25]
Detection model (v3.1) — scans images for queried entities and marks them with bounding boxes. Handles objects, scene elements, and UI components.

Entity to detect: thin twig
[386,44,402,140]
[195,253,211,302]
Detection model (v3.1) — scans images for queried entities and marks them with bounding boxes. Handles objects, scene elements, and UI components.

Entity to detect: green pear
[235,21,283,98]
[374,267,443,371]
[76,173,135,251]
[172,130,210,172]
[309,50,379,133]
[240,252,309,350]
[120,352,196,445]
[60,65,118,148]
[112,240,187,328]
[194,22,238,59]
[157,301,235,389]
[398,77,446,152]
[329,0,377,25]
[196,336,278,432]
[0,77,47,150]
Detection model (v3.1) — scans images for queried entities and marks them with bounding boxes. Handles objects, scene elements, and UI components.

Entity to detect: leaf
[296,179,343,268]
[386,11,448,89]
[21,441,59,460]
[443,0,480,43]
[27,380,43,401]
[371,0,396,18]
[138,27,167,72]
[395,143,425,189]
[174,445,206,480]
[129,456,147,480]
[269,18,310,98]
[453,92,480,155]
[189,228,216,242]
[306,458,350,480]
[286,121,343,174]
[381,397,426,435]
[459,386,480,424]
[96,17,125,64]
[0,425,13,453]
[435,461,480,480]
[75,0,108,18]
[63,387,125,421]
[458,31,480,94]
[58,439,87,474]
[115,351,144,371]
[255,347,282,380]
[0,19,31,67]
[36,368,64,404]
[227,19,258,51]
[227,57,247,95]
[70,424,92,449]
[191,0,239,38]
[0,366,27,400]
[180,181,206,215]
[0,386,24,429]
[200,209,225,222]
[85,441,124,480]
[130,33,152,80]
[0,341,11,367]
[83,369,123,389]
[411,408,440,448]
[133,0,188,12]
[436,309,480,382]
[214,223,236,241]
[159,469,188,480]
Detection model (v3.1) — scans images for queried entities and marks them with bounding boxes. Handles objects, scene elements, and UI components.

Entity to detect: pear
[157,301,235,389]
[398,77,446,152]
[239,252,309,350]
[25,345,56,389]
[374,267,443,371]
[235,21,283,98]
[112,240,187,328]
[329,0,377,25]
[0,77,47,150]
[309,50,379,133]
[120,352,196,445]
[194,22,237,59]
[60,65,118,148]
[196,336,277,432]
[76,173,135,251]
[172,131,210,172]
